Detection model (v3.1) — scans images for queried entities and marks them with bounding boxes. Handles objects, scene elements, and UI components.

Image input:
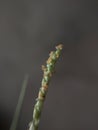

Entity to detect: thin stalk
[28,44,63,130]
[10,74,29,130]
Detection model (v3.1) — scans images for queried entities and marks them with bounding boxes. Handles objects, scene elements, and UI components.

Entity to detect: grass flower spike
[29,44,63,130]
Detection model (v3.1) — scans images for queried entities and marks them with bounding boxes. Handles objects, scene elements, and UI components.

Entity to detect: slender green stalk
[10,74,29,130]
[28,44,63,130]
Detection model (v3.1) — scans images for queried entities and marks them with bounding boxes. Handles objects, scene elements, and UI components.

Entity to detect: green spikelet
[28,44,63,130]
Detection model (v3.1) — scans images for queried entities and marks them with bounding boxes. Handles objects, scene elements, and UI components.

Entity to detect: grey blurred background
[0,0,98,130]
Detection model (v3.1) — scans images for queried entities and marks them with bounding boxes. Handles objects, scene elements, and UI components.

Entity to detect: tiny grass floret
[28,44,63,130]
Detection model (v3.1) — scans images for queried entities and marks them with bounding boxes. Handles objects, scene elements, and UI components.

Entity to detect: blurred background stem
[10,74,29,130]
